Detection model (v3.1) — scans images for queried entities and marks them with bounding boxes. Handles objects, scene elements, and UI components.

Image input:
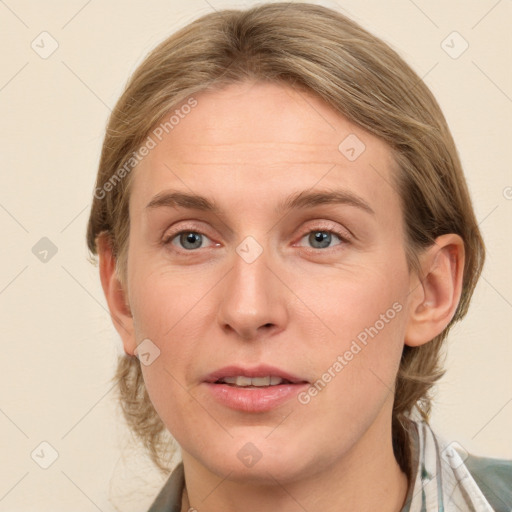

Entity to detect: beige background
[1,0,511,510]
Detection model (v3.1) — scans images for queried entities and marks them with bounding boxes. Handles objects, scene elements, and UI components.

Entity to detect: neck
[180,415,409,512]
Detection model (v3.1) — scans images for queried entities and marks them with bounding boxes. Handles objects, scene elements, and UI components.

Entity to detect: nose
[216,244,289,341]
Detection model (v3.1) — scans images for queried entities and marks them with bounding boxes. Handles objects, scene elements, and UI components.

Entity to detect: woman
[86,3,511,511]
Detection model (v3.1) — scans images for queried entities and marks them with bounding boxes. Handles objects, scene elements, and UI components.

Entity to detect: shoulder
[146,462,184,512]
[403,419,511,511]
[464,453,512,512]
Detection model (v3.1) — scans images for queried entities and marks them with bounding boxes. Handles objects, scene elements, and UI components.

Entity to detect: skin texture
[99,81,465,512]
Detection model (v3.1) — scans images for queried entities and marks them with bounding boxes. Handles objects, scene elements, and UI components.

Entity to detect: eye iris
[309,231,331,249]
[180,232,202,250]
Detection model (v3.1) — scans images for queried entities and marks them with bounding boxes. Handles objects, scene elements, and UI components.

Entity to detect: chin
[192,434,321,485]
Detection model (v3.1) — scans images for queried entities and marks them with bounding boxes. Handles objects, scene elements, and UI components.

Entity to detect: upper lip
[204,365,308,384]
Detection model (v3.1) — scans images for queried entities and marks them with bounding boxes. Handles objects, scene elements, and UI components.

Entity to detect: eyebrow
[145,188,375,215]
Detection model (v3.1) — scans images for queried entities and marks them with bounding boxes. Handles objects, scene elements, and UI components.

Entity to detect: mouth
[214,375,297,387]
[203,365,309,412]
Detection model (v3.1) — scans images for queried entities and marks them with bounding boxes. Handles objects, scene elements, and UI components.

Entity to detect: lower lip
[204,382,309,412]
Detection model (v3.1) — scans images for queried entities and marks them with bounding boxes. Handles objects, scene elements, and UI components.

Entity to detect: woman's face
[124,81,414,481]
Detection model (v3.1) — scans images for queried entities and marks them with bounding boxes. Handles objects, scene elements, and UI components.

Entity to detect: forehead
[130,81,400,218]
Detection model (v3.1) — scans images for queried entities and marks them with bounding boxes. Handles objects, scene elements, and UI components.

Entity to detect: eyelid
[295,220,353,243]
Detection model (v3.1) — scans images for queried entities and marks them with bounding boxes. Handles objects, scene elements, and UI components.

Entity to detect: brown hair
[86,2,485,478]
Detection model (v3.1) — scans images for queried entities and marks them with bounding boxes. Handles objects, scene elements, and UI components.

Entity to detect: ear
[404,233,465,347]
[97,233,137,356]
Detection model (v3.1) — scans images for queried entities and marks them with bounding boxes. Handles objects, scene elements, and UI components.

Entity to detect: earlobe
[404,234,465,348]
[97,233,137,356]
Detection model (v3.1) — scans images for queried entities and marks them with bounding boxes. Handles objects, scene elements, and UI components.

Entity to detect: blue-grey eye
[177,232,204,250]
[308,231,340,249]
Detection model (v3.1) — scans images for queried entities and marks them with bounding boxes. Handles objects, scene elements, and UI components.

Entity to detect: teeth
[220,376,286,387]
[252,376,271,386]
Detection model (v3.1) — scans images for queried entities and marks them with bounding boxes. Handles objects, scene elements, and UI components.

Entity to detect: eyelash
[162,223,351,254]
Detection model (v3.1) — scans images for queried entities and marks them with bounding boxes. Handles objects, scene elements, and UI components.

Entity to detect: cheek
[296,252,409,344]
[291,250,410,407]
[127,263,218,416]
[129,255,211,338]
[131,273,207,438]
